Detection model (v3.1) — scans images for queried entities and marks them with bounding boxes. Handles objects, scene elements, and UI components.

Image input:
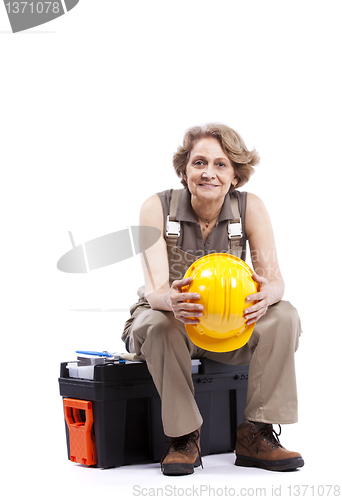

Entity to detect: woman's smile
[198,183,219,188]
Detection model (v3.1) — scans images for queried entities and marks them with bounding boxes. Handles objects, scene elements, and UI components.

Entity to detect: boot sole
[162,456,201,476]
[235,454,304,472]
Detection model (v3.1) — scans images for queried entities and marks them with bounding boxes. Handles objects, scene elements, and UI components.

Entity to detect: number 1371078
[5,1,61,14]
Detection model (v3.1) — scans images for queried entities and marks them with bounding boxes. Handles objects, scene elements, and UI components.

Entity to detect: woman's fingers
[178,316,201,325]
[171,277,193,290]
[168,277,204,324]
[244,298,269,325]
[172,292,201,303]
[243,273,271,324]
[172,295,203,307]
[251,271,268,286]
[173,300,204,319]
[176,307,203,317]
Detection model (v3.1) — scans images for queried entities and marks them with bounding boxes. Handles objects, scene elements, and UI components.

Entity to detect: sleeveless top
[158,187,248,282]
[121,187,248,345]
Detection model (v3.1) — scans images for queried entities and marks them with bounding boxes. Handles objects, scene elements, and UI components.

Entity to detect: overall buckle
[166,216,181,237]
[228,219,243,239]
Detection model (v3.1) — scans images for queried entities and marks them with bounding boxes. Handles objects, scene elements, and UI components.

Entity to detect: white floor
[17,430,341,500]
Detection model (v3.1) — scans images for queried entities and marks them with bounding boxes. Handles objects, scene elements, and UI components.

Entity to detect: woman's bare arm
[139,194,204,323]
[244,193,285,324]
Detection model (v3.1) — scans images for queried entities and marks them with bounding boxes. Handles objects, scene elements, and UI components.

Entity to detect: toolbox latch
[234,373,249,380]
[196,377,213,384]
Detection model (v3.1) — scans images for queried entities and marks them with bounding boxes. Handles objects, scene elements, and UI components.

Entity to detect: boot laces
[161,430,203,468]
[252,424,283,449]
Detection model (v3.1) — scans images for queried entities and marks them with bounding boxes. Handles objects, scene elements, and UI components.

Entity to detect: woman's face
[183,137,237,203]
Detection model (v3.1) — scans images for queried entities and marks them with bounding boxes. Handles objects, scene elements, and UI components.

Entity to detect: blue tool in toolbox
[59,350,249,469]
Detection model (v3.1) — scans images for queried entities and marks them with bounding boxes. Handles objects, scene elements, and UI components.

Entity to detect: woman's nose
[201,164,216,178]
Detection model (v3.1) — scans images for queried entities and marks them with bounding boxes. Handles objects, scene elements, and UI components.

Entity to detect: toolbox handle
[63,398,93,430]
[63,398,97,466]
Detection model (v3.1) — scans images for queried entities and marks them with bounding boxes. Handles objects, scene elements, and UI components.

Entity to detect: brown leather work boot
[235,421,304,471]
[161,428,202,476]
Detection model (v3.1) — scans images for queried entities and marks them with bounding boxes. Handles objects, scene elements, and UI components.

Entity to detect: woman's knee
[133,309,176,336]
[274,301,301,334]
[253,300,301,351]
[279,301,302,350]
[132,309,188,355]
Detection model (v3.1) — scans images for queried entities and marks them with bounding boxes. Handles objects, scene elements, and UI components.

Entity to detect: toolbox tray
[59,359,249,468]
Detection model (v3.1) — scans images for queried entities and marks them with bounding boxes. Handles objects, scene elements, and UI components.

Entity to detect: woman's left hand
[244,272,272,325]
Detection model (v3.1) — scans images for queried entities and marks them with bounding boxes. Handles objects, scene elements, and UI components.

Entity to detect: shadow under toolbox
[58,358,249,469]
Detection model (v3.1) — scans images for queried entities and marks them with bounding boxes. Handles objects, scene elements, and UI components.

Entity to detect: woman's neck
[191,195,225,223]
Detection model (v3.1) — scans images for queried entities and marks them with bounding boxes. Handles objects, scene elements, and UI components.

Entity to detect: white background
[1,1,341,498]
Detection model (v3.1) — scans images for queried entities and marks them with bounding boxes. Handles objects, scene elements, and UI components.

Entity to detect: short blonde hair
[173,123,260,190]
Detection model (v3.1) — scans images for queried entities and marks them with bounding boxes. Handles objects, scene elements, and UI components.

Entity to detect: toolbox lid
[64,359,202,381]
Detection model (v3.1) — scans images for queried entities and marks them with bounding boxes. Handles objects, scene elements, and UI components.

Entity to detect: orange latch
[63,398,97,466]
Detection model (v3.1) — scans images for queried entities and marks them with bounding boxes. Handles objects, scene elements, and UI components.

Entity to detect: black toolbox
[58,359,249,468]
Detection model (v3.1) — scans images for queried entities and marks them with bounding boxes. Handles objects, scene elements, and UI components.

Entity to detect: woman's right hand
[167,277,204,324]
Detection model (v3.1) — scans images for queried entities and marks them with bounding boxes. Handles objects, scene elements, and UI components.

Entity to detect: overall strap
[228,192,243,256]
[166,189,182,246]
[166,188,243,257]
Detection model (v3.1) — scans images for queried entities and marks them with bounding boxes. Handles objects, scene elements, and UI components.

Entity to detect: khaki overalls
[122,189,302,437]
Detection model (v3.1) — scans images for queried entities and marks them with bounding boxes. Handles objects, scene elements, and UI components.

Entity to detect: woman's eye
[194,160,204,166]
[217,162,226,168]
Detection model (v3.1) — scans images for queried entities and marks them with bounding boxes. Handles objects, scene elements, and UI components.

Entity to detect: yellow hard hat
[183,253,258,352]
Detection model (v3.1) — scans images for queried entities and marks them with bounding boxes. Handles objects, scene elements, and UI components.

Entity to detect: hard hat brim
[185,322,255,353]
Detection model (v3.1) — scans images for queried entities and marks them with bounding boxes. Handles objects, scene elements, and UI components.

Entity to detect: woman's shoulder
[140,189,175,228]
[245,192,267,212]
[233,190,262,205]
[141,188,181,216]
[141,189,172,209]
[245,192,272,238]
[140,193,162,213]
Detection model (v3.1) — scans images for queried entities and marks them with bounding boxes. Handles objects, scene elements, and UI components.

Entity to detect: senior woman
[122,123,303,476]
